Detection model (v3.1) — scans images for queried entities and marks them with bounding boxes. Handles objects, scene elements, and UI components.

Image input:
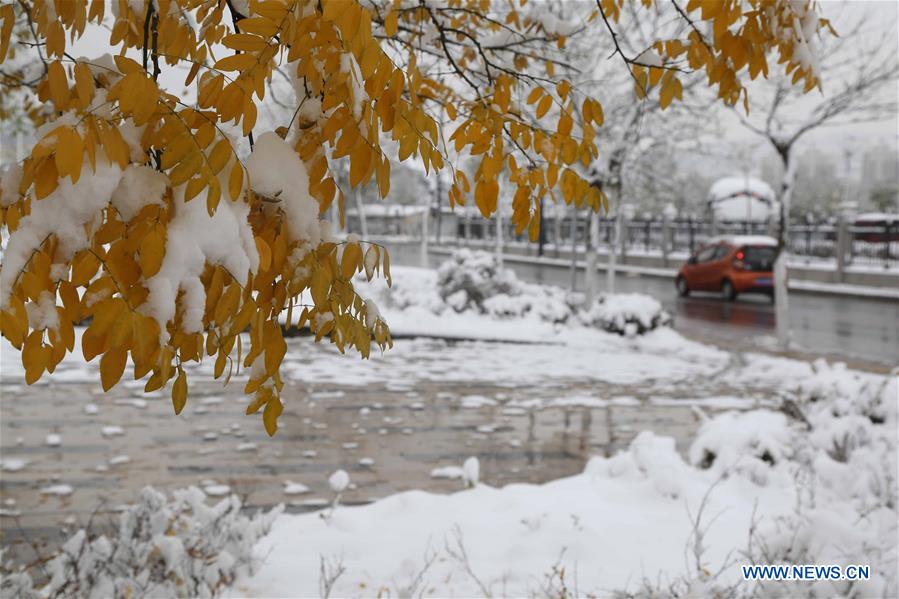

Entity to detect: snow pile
[225,363,895,597]
[1,487,282,598]
[580,292,672,336]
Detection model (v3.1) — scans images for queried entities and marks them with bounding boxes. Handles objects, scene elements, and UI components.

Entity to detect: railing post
[420,207,429,267]
[688,216,695,254]
[662,211,673,268]
[620,206,633,264]
[884,220,893,270]
[836,217,848,282]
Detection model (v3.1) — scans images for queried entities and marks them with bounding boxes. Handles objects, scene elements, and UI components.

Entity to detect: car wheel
[721,279,737,302]
[676,276,690,297]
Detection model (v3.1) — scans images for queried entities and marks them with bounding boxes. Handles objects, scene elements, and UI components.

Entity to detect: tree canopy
[0,0,830,434]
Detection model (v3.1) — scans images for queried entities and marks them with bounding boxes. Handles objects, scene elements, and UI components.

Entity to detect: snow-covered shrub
[436,250,576,323]
[689,410,796,483]
[481,289,575,323]
[436,249,522,312]
[579,292,672,336]
[794,359,895,424]
[0,487,282,599]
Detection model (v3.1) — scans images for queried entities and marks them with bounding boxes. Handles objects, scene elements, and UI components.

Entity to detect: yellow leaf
[54,128,84,183]
[34,157,59,200]
[74,63,95,108]
[114,54,143,75]
[100,346,127,391]
[185,176,206,203]
[536,95,552,119]
[206,177,221,215]
[236,17,279,37]
[341,242,361,279]
[222,33,268,52]
[47,61,69,109]
[363,244,379,279]
[349,143,372,188]
[208,140,232,174]
[385,10,398,37]
[256,237,272,271]
[263,396,283,436]
[172,370,187,415]
[526,87,543,105]
[229,163,244,200]
[310,267,330,306]
[214,53,257,72]
[360,43,380,79]
[140,225,165,277]
[0,4,13,62]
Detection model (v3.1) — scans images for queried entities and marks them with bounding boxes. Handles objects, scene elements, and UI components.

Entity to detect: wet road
[392,244,899,367]
[1,336,761,564]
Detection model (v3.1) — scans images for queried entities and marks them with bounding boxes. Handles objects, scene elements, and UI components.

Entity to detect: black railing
[445,215,897,268]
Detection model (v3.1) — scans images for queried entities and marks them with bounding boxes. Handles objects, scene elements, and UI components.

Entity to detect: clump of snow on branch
[246,132,328,257]
[0,158,123,309]
[144,160,258,337]
[0,486,282,599]
[110,165,168,221]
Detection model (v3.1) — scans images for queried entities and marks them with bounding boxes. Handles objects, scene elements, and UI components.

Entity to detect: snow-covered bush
[436,249,522,312]
[793,359,895,424]
[435,250,577,323]
[0,487,282,599]
[579,292,672,336]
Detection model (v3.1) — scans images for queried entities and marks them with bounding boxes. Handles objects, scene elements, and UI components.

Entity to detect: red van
[676,236,778,301]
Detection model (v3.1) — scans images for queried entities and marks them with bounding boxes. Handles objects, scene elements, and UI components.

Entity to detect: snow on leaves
[0,0,830,434]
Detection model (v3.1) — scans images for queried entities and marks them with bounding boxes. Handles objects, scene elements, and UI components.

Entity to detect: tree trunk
[774,148,797,349]
[569,205,578,291]
[495,192,504,267]
[606,180,621,294]
[585,211,600,303]
[354,187,368,239]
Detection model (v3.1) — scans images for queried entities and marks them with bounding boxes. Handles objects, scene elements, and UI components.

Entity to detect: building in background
[706,176,778,222]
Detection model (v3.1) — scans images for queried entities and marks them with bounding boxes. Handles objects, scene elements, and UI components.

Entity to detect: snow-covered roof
[346,204,429,217]
[708,176,775,203]
[855,212,898,223]
[708,235,778,247]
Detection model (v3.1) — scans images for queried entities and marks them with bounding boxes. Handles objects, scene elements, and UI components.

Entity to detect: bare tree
[580,1,714,299]
[735,5,899,348]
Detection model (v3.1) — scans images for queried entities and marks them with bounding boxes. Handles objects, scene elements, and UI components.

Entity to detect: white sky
[716,1,898,173]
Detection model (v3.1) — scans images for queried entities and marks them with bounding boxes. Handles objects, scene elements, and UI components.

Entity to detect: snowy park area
[1,0,897,596]
[1,257,896,597]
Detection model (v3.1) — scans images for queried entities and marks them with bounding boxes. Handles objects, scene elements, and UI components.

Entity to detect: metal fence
[451,216,898,269]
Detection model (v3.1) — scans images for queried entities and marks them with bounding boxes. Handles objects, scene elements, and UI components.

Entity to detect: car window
[711,245,731,260]
[694,246,717,263]
[742,246,776,268]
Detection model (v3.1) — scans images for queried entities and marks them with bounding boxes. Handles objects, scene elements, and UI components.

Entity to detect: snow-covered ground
[231,264,898,597]
[1,262,896,597]
[231,366,896,597]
